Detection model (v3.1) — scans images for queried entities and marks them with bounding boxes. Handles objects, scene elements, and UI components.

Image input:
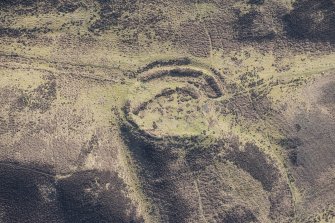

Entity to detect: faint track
[194,178,208,223]
[0,162,55,178]
[195,1,214,59]
[0,52,126,83]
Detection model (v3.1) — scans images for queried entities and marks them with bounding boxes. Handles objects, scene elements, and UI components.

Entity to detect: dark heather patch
[120,124,193,222]
[288,150,298,166]
[248,0,265,4]
[295,124,302,132]
[282,110,335,218]
[278,137,303,150]
[185,147,218,172]
[57,170,141,223]
[177,21,211,57]
[284,0,335,41]
[9,77,57,112]
[225,143,279,191]
[0,28,52,38]
[236,10,276,41]
[136,58,191,74]
[217,205,258,223]
[0,163,141,223]
[89,0,138,34]
[26,78,57,112]
[320,80,335,105]
[57,3,80,13]
[147,177,194,223]
[0,0,59,8]
[16,94,29,110]
[268,186,295,221]
[0,163,63,223]
[220,93,273,121]
[291,112,335,185]
[278,137,303,166]
[0,0,36,7]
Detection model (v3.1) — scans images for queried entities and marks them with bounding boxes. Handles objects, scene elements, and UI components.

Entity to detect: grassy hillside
[0,0,334,222]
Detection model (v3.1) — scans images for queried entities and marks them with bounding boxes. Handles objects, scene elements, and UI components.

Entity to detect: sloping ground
[0,55,143,222]
[121,120,293,222]
[285,0,335,41]
[0,163,63,222]
[0,0,335,222]
[273,73,335,221]
[0,163,141,223]
[119,60,300,222]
